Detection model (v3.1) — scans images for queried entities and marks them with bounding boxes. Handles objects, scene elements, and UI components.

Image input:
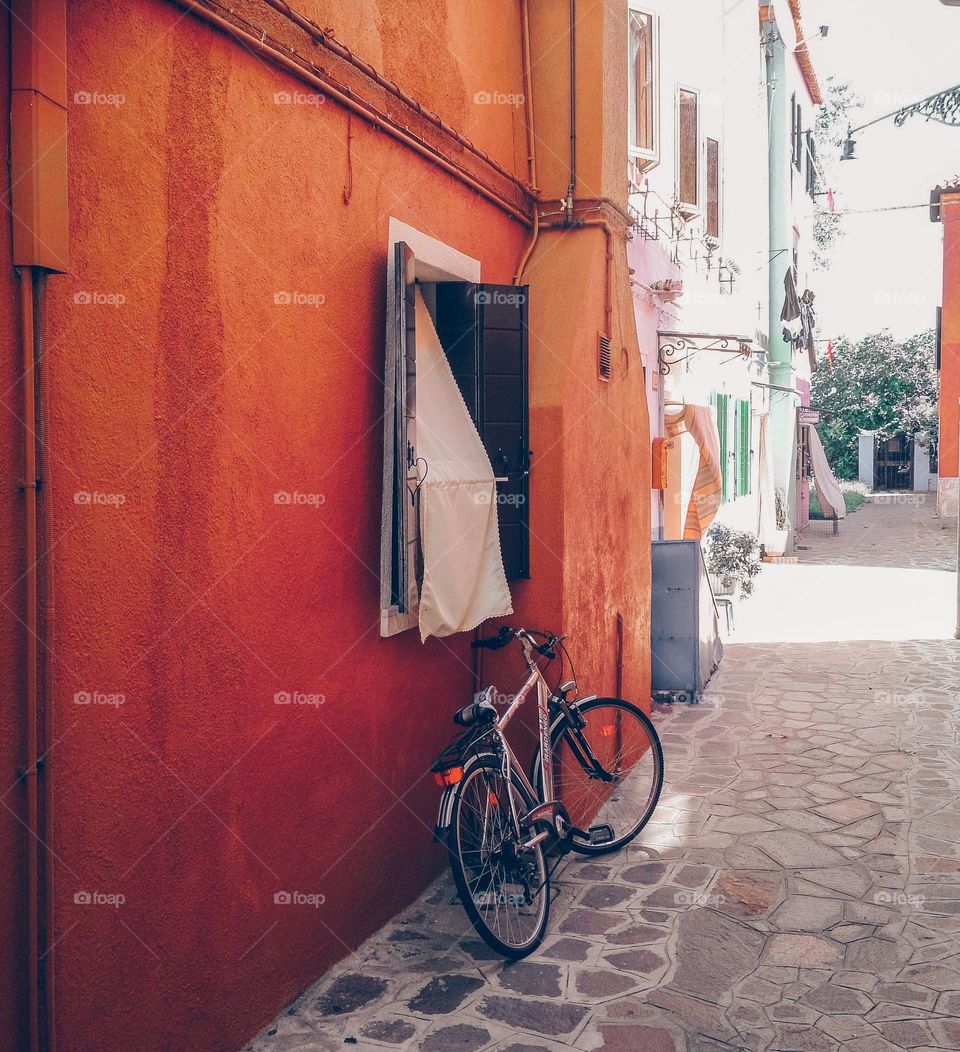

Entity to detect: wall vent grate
[598,332,612,380]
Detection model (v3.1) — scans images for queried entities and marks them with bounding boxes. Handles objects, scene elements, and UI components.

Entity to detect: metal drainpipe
[36,272,56,1052]
[615,612,624,699]
[564,0,577,223]
[19,265,40,1052]
[513,0,540,285]
[10,0,67,1042]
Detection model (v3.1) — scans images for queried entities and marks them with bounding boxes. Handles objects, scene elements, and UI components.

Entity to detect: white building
[628,0,772,542]
[627,0,828,553]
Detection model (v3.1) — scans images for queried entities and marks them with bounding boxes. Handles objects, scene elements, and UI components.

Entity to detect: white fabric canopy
[757,412,779,546]
[414,289,513,640]
[808,423,846,520]
[664,405,722,540]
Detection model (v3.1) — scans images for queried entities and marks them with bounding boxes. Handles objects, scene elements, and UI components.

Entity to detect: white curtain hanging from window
[665,405,722,540]
[808,423,846,521]
[414,288,513,640]
[757,412,779,546]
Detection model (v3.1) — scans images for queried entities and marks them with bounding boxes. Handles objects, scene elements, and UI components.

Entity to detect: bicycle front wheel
[448,754,550,959]
[537,697,663,856]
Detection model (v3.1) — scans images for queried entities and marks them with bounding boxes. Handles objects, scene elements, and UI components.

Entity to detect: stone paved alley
[248,497,960,1052]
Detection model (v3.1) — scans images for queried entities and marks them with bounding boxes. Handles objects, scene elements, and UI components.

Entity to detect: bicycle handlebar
[470,626,562,660]
[470,627,515,650]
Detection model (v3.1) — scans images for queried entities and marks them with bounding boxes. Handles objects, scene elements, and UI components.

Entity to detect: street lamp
[793,25,829,50]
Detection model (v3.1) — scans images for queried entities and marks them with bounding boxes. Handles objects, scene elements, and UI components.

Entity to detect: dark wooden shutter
[937,306,943,371]
[479,285,529,579]
[793,99,803,171]
[433,282,480,419]
[790,94,797,169]
[390,242,419,613]
[805,132,817,198]
[678,90,698,208]
[433,282,530,580]
[706,138,719,238]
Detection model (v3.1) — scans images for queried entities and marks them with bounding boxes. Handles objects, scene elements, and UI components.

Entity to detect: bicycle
[431,626,664,958]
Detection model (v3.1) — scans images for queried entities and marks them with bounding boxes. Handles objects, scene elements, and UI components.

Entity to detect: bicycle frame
[491,652,553,833]
[433,629,608,848]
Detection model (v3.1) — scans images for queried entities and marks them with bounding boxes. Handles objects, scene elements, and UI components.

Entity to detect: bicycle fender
[433,752,499,842]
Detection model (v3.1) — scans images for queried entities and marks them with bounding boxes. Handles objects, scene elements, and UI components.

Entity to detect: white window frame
[627,5,660,169]
[675,84,701,218]
[380,219,480,638]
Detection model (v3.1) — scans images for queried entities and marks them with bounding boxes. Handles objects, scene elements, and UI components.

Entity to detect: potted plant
[702,522,761,598]
[764,487,790,557]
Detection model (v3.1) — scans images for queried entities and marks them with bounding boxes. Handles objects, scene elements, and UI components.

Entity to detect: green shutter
[716,394,729,503]
[739,399,751,496]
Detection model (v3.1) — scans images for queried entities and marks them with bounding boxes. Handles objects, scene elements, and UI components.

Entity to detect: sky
[801,0,959,343]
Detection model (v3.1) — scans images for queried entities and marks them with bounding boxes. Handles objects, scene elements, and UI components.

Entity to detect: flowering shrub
[702,523,761,598]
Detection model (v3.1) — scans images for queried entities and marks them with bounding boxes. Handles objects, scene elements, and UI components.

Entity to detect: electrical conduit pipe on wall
[171,0,534,226]
[514,0,541,285]
[260,0,534,198]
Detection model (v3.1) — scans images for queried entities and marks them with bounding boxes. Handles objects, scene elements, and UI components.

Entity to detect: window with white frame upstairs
[677,88,699,216]
[628,8,658,167]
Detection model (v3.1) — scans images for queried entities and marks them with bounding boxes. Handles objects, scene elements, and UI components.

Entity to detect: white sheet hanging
[414,289,513,640]
[664,405,722,540]
[808,423,846,520]
[757,413,779,546]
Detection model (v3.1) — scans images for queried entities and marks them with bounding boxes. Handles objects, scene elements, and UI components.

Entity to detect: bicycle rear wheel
[447,754,549,959]
[536,697,663,856]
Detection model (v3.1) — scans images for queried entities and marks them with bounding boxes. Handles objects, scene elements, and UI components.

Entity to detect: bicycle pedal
[586,823,615,845]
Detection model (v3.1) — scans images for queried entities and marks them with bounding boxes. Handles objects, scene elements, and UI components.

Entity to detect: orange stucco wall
[939,194,960,485]
[3,2,651,1049]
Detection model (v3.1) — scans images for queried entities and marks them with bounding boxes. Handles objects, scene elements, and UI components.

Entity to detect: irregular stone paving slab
[245,499,960,1051]
[407,974,485,1014]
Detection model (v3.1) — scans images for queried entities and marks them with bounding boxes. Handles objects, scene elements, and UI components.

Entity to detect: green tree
[812,78,863,271]
[811,329,939,480]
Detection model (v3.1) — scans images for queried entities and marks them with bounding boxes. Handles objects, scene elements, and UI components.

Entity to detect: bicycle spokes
[451,762,548,954]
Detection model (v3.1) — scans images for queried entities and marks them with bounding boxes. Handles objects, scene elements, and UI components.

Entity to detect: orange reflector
[434,766,464,787]
[488,792,499,806]
[600,725,615,737]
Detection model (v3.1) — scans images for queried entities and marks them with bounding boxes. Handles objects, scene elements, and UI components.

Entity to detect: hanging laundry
[780,265,802,347]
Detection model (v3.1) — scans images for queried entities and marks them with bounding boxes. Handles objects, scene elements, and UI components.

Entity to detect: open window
[677,87,700,217]
[381,233,530,638]
[628,6,659,169]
